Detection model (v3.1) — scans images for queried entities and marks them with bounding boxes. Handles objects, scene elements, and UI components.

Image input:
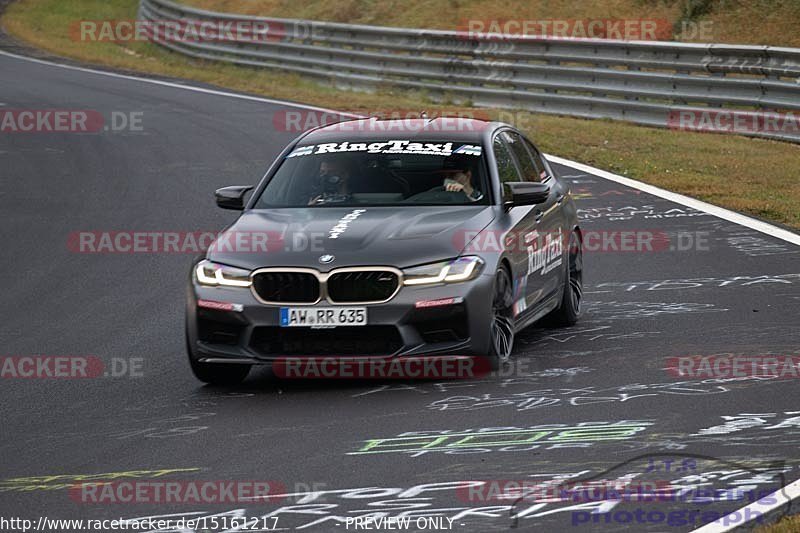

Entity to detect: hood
[207,205,496,270]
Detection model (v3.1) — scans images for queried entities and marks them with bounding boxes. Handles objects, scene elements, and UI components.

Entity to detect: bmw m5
[186,117,582,384]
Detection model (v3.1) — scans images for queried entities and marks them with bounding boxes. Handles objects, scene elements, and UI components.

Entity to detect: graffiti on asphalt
[425,378,766,413]
[722,233,798,257]
[596,273,800,292]
[518,325,662,347]
[352,367,593,398]
[578,205,709,222]
[693,412,800,436]
[0,468,200,493]
[348,421,654,457]
[584,301,728,320]
[109,456,794,530]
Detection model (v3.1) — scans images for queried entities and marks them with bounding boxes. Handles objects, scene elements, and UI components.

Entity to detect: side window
[502,131,540,182]
[493,135,523,203]
[523,139,551,181]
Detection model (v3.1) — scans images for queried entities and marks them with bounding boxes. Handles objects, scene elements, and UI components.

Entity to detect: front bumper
[186,272,495,363]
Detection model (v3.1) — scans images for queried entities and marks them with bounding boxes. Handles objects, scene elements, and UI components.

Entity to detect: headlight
[403,256,484,286]
[195,260,252,287]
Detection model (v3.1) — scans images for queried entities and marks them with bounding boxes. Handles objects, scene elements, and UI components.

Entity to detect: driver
[443,169,483,202]
[308,159,353,205]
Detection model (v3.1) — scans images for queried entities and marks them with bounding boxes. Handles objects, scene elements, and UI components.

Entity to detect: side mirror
[504,182,550,210]
[215,186,253,210]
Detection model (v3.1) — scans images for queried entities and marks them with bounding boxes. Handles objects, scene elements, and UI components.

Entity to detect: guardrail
[139,0,800,143]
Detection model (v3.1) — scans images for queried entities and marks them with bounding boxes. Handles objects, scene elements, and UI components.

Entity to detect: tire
[546,230,583,327]
[186,333,250,386]
[487,266,515,371]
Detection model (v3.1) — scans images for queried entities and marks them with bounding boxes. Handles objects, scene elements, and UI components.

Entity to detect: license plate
[280,307,367,328]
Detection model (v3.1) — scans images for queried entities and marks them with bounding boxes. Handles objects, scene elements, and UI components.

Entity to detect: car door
[492,131,545,320]
[501,130,565,307]
[522,136,571,290]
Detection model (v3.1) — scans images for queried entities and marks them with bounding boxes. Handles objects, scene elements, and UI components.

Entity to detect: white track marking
[688,477,800,532]
[546,154,800,246]
[2,48,798,249]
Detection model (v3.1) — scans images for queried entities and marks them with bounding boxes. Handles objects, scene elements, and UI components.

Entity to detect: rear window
[254,139,489,208]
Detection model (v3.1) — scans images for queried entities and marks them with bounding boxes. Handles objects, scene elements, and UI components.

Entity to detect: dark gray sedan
[186,118,582,384]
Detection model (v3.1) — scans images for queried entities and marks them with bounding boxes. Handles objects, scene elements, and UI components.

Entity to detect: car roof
[298,117,507,144]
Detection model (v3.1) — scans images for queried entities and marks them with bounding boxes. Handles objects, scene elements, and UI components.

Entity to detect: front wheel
[488,266,515,371]
[546,230,583,327]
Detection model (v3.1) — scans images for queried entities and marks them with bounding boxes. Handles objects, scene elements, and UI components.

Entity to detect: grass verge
[182,0,800,48]
[757,514,800,533]
[3,0,799,229]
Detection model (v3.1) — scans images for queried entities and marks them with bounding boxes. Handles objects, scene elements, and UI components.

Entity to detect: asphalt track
[1,50,799,532]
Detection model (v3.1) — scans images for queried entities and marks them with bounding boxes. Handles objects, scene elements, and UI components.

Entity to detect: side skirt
[512,293,561,333]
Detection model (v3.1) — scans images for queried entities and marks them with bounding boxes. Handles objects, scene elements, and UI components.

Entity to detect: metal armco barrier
[139,0,800,143]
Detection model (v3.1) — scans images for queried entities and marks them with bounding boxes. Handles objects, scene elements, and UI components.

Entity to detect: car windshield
[253,139,489,207]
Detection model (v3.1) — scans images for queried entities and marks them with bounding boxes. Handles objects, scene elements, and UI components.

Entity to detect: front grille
[327,270,399,303]
[250,326,404,356]
[253,271,320,303]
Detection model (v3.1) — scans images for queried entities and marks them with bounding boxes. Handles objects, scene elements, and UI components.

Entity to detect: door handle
[535,210,544,223]
[556,194,565,204]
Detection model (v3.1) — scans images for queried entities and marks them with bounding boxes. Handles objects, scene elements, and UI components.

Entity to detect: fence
[139,0,800,143]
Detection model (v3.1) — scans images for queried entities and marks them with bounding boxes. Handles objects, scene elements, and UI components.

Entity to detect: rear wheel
[546,230,583,326]
[488,266,515,370]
